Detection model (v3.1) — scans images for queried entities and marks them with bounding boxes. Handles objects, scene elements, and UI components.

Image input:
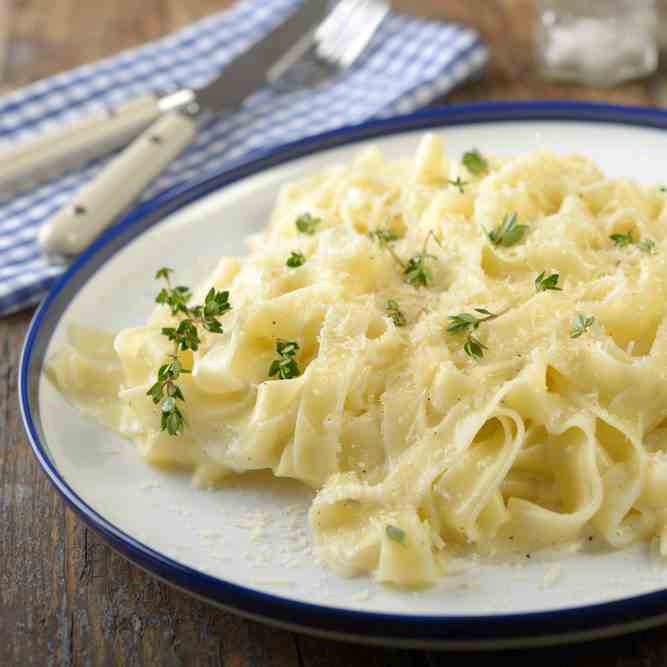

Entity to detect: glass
[536,0,658,86]
[658,0,667,50]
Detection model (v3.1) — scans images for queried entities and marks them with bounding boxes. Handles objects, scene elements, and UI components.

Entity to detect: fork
[269,0,390,91]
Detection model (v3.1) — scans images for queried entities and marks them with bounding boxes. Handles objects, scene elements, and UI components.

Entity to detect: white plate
[21,103,667,649]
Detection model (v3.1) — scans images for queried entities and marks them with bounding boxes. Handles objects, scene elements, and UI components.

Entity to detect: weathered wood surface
[2,1,667,664]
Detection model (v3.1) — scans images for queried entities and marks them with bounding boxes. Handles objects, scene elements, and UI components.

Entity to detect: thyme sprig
[269,339,301,380]
[369,228,442,287]
[485,212,528,247]
[447,308,497,360]
[404,230,442,287]
[385,299,406,327]
[610,232,657,254]
[369,227,405,269]
[638,239,657,254]
[148,267,231,435]
[369,228,401,245]
[535,271,562,292]
[155,267,191,316]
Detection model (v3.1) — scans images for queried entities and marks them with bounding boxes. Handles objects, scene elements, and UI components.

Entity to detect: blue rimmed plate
[20,102,667,649]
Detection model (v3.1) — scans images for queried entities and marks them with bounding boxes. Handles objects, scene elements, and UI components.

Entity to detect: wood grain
[2,0,667,664]
[0,0,10,83]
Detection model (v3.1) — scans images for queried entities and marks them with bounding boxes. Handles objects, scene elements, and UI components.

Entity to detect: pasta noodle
[47,134,667,587]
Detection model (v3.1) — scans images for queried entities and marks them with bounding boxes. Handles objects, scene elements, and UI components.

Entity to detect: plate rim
[20,100,667,649]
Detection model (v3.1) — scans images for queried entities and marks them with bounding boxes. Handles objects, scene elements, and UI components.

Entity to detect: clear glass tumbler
[536,0,658,86]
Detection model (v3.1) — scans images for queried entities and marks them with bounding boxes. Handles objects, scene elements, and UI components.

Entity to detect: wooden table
[3,1,667,664]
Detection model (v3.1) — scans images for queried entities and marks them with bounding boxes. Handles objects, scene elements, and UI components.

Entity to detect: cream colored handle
[39,111,197,257]
[0,94,161,197]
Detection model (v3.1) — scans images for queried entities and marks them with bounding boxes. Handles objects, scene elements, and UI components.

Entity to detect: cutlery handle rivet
[185,101,201,116]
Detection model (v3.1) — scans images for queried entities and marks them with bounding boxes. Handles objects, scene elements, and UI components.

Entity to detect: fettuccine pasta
[47,135,667,587]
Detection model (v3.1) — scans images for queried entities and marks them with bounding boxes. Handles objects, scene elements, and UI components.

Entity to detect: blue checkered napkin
[0,0,486,316]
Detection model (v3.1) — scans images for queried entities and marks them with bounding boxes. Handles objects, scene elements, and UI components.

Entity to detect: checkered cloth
[0,0,486,316]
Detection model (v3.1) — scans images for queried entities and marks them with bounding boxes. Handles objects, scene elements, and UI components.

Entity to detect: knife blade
[193,0,329,113]
[0,0,329,199]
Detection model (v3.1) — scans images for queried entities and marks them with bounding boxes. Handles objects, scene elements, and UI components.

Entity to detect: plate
[20,102,667,650]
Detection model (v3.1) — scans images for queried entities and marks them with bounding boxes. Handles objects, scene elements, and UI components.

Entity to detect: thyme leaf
[286,251,306,268]
[638,239,657,253]
[386,524,406,545]
[485,212,528,247]
[610,232,633,247]
[295,213,322,235]
[535,271,562,292]
[462,149,488,175]
[570,314,595,339]
[269,339,301,379]
[385,299,407,327]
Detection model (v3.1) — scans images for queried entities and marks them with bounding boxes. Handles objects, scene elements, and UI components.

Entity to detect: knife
[22,0,328,257]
